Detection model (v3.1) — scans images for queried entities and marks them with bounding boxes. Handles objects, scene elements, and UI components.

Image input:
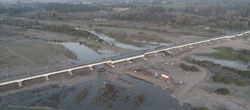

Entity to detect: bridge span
[0,31,250,87]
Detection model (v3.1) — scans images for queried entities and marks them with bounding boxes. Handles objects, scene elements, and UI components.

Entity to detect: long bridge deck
[0,30,249,87]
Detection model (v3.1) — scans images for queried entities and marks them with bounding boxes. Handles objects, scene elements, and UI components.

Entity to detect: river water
[0,30,189,110]
[76,28,172,50]
[0,69,192,110]
[189,55,250,71]
[55,42,118,63]
[53,28,172,63]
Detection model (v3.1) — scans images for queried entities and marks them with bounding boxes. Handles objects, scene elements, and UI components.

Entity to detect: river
[0,68,192,110]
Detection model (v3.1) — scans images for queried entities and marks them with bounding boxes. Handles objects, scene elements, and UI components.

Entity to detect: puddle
[190,55,250,70]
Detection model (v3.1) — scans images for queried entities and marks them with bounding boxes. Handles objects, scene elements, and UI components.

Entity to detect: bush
[212,75,223,82]
[223,67,250,79]
[212,75,232,84]
[216,88,230,95]
[193,107,209,110]
[198,60,218,67]
[236,80,247,86]
[222,76,233,84]
[180,63,200,72]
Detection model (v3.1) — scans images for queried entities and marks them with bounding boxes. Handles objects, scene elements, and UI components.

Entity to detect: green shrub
[197,60,220,67]
[212,75,223,82]
[216,88,230,95]
[236,80,247,86]
[212,75,232,84]
[222,76,233,84]
[193,107,209,110]
[76,88,88,104]
[199,107,209,110]
[223,67,250,79]
[180,63,200,72]
[209,47,250,62]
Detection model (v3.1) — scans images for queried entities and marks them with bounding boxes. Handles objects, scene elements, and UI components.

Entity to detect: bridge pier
[127,60,132,63]
[18,81,22,87]
[45,76,49,80]
[142,57,147,60]
[107,63,115,68]
[69,71,73,75]
[89,66,94,70]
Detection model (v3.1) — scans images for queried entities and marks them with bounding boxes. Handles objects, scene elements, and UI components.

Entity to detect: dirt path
[170,47,209,102]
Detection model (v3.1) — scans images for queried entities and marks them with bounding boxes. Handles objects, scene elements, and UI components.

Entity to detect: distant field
[152,3,188,9]
[0,40,76,68]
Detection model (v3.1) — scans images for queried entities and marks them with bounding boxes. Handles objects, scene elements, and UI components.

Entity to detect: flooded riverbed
[0,70,191,110]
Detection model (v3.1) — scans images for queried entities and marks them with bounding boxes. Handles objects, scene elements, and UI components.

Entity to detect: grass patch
[135,93,146,107]
[196,60,220,67]
[223,66,250,79]
[0,18,101,41]
[193,107,209,110]
[76,87,88,104]
[236,80,247,86]
[206,47,250,62]
[180,63,200,72]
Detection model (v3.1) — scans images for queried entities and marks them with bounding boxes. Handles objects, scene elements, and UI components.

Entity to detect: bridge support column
[107,63,115,68]
[89,66,94,70]
[142,57,147,60]
[127,60,132,63]
[69,71,73,75]
[45,76,49,80]
[18,81,22,87]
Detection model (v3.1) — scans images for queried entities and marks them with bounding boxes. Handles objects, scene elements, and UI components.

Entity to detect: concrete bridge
[0,30,250,87]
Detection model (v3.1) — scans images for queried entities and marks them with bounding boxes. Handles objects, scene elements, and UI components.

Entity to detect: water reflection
[56,42,118,63]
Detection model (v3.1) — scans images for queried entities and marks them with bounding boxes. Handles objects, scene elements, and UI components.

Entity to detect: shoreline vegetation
[0,18,103,42]
[199,47,250,62]
[188,59,250,86]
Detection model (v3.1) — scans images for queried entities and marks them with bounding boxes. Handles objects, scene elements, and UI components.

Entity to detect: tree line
[109,4,250,30]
